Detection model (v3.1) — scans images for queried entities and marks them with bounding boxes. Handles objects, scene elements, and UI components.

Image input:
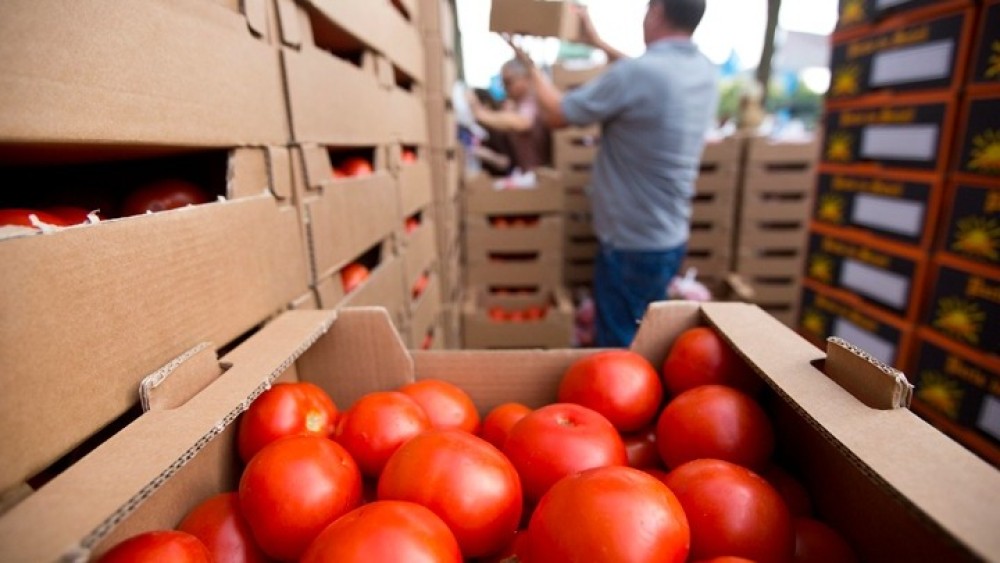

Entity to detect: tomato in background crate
[656,385,775,471]
[97,530,212,563]
[338,157,374,177]
[399,379,481,434]
[663,459,794,563]
[377,430,522,558]
[341,262,370,294]
[237,381,338,463]
[334,391,431,478]
[662,327,762,397]
[401,148,418,164]
[558,350,664,432]
[525,466,690,563]
[121,178,210,216]
[480,402,532,450]
[239,435,362,562]
[502,403,627,503]
[300,501,461,563]
[177,492,268,563]
[793,518,859,563]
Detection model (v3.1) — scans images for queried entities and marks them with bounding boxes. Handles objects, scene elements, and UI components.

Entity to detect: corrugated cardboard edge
[826,337,914,409]
[66,313,336,561]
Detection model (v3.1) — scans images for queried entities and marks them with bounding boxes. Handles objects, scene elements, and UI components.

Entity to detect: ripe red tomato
[378,430,522,557]
[480,529,529,563]
[663,459,794,563]
[526,466,690,563]
[507,310,527,322]
[691,558,758,563]
[121,179,210,216]
[411,273,430,300]
[644,467,670,482]
[237,382,338,463]
[502,403,627,503]
[763,465,813,518]
[662,327,761,397]
[656,385,774,471]
[623,426,662,469]
[0,208,70,228]
[46,206,95,225]
[341,263,370,294]
[558,350,664,432]
[399,379,481,434]
[239,435,362,562]
[97,531,212,563]
[480,402,532,450]
[401,149,418,164]
[334,391,431,478]
[177,493,268,563]
[404,216,420,234]
[524,306,544,321]
[421,332,434,350]
[300,501,461,563]
[488,306,509,322]
[339,157,374,177]
[794,518,858,563]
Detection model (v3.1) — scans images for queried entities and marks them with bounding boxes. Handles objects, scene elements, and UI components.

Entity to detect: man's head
[501,58,532,101]
[643,0,707,45]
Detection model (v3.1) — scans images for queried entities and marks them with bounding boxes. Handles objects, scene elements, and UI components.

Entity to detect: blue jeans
[593,243,686,348]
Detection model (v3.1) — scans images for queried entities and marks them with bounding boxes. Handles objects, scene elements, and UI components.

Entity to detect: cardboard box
[551,62,606,91]
[462,286,573,349]
[923,255,1000,357]
[565,258,595,286]
[465,170,565,215]
[3,302,998,562]
[466,252,564,287]
[293,145,401,283]
[402,216,439,306]
[828,7,974,101]
[565,238,600,261]
[0,147,308,497]
[556,161,594,188]
[953,92,1000,185]
[682,244,732,280]
[0,0,288,146]
[315,249,408,327]
[390,86,430,146]
[397,146,434,219]
[968,0,1000,90]
[743,137,819,192]
[441,301,464,348]
[552,127,600,170]
[805,225,929,322]
[822,94,957,174]
[440,243,465,303]
[834,0,972,35]
[290,289,321,311]
[424,47,458,97]
[465,215,564,254]
[699,137,744,192]
[427,95,459,151]
[910,331,1000,446]
[408,271,443,348]
[431,148,462,203]
[276,0,393,145]
[419,0,456,50]
[564,187,591,214]
[939,181,1000,268]
[813,167,944,248]
[799,280,915,369]
[489,0,581,42]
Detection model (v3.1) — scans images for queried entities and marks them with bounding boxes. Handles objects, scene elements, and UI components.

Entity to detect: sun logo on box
[808,255,835,284]
[840,0,865,25]
[817,194,845,224]
[831,64,861,97]
[917,371,962,420]
[952,215,1000,261]
[967,129,1000,176]
[986,41,1000,80]
[801,308,826,337]
[933,297,985,345]
[826,132,853,162]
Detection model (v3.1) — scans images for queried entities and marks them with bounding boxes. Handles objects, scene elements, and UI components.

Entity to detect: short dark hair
[655,0,707,32]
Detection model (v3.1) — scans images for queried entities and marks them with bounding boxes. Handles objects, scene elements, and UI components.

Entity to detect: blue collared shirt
[561,38,719,250]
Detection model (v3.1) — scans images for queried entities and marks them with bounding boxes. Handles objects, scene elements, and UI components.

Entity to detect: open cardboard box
[401,216,440,305]
[314,241,408,329]
[465,169,565,215]
[490,0,582,42]
[395,145,435,219]
[465,215,564,254]
[408,270,444,349]
[1,302,998,561]
[463,286,574,349]
[0,0,288,146]
[0,146,308,504]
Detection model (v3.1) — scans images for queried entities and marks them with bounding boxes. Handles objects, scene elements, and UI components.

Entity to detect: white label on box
[852,194,925,237]
[870,40,954,86]
[977,396,1000,441]
[840,259,910,309]
[833,317,896,364]
[861,125,939,161]
[875,0,910,8]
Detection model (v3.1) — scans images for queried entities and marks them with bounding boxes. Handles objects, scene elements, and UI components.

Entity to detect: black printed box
[940,182,1000,267]
[954,94,1000,184]
[968,0,1000,89]
[924,258,1000,356]
[836,0,970,32]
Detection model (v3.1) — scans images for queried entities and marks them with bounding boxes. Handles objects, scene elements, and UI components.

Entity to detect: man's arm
[469,98,534,132]
[529,66,568,129]
[577,7,629,63]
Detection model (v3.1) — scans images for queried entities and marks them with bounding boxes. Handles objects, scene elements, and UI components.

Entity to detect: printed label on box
[913,339,996,426]
[814,172,935,245]
[823,101,949,171]
[799,286,905,365]
[830,12,966,99]
[957,97,1000,181]
[926,265,1000,355]
[837,0,948,30]
[970,1,1000,87]
[943,184,1000,266]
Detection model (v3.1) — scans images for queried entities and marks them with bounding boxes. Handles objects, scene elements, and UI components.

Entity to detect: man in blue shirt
[507,0,718,346]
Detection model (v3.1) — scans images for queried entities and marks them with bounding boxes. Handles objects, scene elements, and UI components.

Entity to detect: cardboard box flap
[825,337,913,410]
[275,0,302,47]
[228,148,272,200]
[139,343,223,413]
[0,310,334,562]
[699,302,1000,562]
[242,0,269,38]
[297,308,415,409]
[266,147,294,201]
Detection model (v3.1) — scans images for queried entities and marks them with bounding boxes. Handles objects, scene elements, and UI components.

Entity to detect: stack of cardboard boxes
[420,0,464,348]
[804,0,998,463]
